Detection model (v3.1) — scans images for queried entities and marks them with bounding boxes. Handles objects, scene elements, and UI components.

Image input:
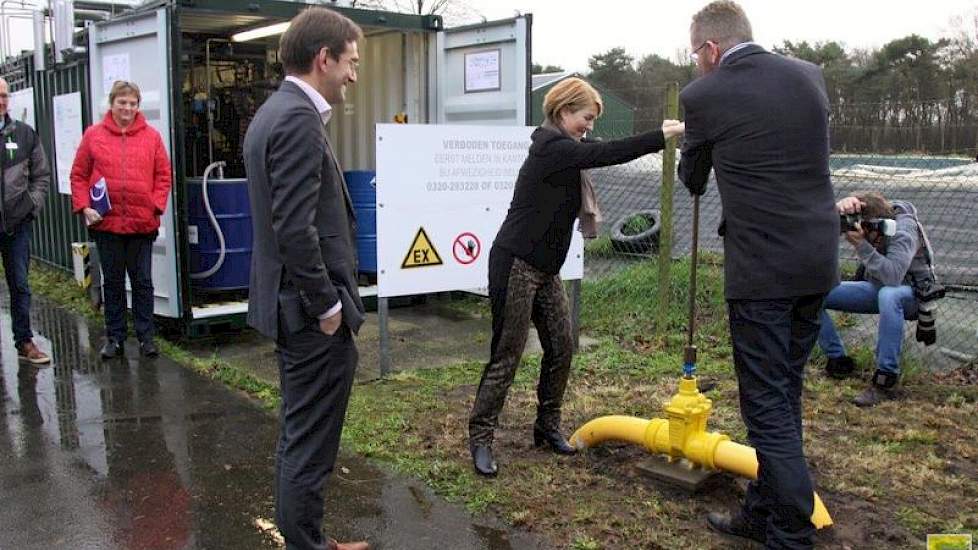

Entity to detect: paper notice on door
[102,53,131,95]
[52,92,84,195]
[464,49,501,93]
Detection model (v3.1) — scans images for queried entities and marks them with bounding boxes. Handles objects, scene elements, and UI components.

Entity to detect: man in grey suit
[242,7,367,550]
[679,2,838,549]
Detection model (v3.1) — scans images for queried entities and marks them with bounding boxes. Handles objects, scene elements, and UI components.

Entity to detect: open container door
[432,15,531,126]
[88,7,181,319]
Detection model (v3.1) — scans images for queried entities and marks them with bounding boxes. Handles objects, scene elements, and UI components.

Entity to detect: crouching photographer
[818,191,944,407]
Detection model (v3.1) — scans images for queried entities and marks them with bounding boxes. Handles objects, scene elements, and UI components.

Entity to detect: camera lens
[916,301,937,345]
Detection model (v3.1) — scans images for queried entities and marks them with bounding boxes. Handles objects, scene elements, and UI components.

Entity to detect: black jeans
[0,220,33,344]
[275,317,358,550]
[93,231,156,343]
[727,293,825,550]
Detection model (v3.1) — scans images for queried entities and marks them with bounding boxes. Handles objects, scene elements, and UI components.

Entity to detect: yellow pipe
[569,415,669,450]
[571,416,833,528]
[712,440,758,479]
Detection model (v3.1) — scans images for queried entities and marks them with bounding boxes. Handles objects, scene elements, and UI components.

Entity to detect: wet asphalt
[0,294,549,550]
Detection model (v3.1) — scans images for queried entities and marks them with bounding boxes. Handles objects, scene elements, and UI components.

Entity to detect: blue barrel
[345,170,377,274]
[186,177,253,291]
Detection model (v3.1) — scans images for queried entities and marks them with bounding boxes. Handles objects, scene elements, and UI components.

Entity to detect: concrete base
[191,293,602,386]
[634,455,721,493]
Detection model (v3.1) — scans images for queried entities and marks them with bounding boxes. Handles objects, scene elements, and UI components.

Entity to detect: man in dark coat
[0,77,51,365]
[678,2,839,548]
[242,7,367,550]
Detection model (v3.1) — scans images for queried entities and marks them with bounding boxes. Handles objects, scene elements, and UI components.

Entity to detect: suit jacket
[243,80,365,340]
[678,44,839,300]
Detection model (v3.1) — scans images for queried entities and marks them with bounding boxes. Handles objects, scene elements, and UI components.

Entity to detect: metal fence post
[569,278,582,351]
[378,296,391,378]
[656,82,680,339]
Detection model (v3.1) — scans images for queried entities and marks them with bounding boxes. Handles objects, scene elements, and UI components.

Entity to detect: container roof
[531,71,575,91]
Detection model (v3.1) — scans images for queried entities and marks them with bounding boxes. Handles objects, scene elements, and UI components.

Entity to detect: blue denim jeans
[0,220,34,345]
[817,281,918,374]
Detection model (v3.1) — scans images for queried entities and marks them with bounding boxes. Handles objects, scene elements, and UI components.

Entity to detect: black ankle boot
[470,444,498,477]
[533,426,576,455]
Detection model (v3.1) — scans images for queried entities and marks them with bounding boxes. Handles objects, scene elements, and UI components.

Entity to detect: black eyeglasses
[690,41,713,62]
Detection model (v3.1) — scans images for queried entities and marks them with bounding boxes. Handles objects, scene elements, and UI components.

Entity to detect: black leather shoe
[825,355,855,379]
[707,512,766,545]
[100,339,124,360]
[533,426,576,455]
[470,444,498,477]
[140,339,160,357]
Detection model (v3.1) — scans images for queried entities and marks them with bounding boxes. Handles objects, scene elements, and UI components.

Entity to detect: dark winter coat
[0,115,50,232]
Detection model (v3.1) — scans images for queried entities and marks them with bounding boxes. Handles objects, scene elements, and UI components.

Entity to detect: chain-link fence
[582,86,978,370]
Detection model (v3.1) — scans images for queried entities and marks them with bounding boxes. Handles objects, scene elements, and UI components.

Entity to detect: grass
[27,263,102,320]
[583,235,616,258]
[335,255,978,548]
[621,213,653,236]
[582,251,728,351]
[19,257,978,548]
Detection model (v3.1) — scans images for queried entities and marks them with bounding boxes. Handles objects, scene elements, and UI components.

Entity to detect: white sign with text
[376,124,584,298]
[52,92,84,195]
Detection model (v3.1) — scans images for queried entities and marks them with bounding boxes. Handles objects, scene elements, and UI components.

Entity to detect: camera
[913,279,945,303]
[913,278,945,346]
[840,213,897,236]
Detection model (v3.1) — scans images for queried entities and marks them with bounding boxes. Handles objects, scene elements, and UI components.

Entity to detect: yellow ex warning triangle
[401,227,443,269]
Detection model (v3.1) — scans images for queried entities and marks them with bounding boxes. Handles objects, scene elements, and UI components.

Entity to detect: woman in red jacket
[70,80,172,359]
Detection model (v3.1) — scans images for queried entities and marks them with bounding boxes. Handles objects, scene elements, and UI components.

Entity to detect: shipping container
[1,0,532,335]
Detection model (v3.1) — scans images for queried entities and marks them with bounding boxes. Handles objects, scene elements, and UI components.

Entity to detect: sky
[4,0,977,71]
[461,0,978,72]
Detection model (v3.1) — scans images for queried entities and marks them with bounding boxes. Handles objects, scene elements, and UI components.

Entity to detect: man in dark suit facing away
[678,2,839,548]
[243,7,367,550]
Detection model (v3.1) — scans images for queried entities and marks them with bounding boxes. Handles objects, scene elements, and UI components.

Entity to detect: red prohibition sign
[453,232,481,265]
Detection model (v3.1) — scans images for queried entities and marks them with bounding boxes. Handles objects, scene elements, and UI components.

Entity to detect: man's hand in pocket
[319,310,342,336]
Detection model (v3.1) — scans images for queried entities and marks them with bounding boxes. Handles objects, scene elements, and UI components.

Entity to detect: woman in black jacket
[468,77,685,476]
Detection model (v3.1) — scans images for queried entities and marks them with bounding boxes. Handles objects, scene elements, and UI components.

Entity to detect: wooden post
[656,82,680,339]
